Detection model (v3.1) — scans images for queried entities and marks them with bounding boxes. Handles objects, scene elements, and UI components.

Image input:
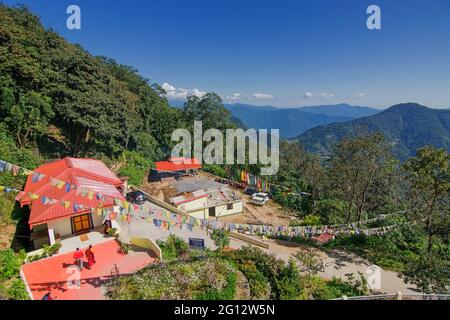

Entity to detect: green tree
[403,253,449,294]
[294,249,324,279]
[210,229,230,250]
[182,93,234,132]
[403,146,450,252]
[5,91,53,149]
[327,133,397,224]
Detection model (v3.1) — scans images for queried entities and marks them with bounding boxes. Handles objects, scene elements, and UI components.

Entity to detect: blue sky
[4,0,450,108]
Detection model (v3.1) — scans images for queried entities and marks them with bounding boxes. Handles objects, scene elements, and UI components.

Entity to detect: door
[72,214,91,234]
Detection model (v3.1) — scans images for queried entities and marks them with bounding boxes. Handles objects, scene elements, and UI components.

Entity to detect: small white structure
[169,188,243,219]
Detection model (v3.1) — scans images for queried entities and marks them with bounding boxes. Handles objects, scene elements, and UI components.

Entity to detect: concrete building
[19,157,125,249]
[168,178,243,219]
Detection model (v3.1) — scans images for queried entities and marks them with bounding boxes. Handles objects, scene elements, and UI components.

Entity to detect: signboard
[189,237,205,250]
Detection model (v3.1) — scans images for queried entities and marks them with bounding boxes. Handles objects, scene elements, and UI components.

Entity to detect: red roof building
[20,158,125,241]
[155,157,202,172]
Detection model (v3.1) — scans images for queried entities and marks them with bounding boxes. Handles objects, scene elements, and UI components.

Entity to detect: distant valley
[295,103,450,160]
[170,101,380,138]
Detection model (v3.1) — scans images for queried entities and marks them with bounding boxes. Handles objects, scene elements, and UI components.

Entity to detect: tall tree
[403,146,450,252]
[182,93,234,132]
[4,91,53,149]
[327,133,397,224]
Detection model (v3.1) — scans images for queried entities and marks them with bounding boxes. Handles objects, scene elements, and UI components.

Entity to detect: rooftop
[155,157,201,172]
[20,157,125,227]
[173,178,226,193]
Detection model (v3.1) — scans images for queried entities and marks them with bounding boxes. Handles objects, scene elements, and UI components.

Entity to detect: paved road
[118,200,417,295]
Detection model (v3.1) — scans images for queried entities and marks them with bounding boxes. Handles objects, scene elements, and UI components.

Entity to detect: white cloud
[162,82,207,99]
[303,92,334,100]
[318,92,334,100]
[303,91,313,98]
[191,88,207,98]
[252,93,274,100]
[224,92,242,102]
[352,93,366,100]
[162,82,176,92]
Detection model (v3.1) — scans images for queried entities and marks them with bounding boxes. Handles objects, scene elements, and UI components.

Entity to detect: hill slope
[296,103,450,159]
[0,5,183,159]
[224,103,378,138]
[299,103,379,118]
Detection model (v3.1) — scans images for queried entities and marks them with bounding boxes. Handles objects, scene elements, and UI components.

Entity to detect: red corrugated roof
[20,157,124,227]
[312,233,334,244]
[155,157,202,172]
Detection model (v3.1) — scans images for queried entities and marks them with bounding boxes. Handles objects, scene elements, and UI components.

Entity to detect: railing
[334,292,450,300]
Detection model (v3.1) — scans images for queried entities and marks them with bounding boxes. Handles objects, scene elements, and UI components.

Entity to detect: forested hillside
[296,103,450,160]
[0,4,236,243]
[224,103,375,138]
[0,5,180,160]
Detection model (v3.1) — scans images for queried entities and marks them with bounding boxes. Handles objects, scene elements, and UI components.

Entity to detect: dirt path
[263,239,417,294]
[0,224,15,249]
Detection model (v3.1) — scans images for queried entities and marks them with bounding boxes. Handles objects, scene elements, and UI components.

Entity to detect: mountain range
[170,100,380,138]
[295,103,450,160]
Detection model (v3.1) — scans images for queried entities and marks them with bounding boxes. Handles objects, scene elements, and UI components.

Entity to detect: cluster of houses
[20,156,243,250]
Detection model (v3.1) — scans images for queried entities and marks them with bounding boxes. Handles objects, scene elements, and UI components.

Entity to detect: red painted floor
[21,239,155,300]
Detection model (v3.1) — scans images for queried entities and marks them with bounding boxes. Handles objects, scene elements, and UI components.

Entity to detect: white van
[251,193,269,206]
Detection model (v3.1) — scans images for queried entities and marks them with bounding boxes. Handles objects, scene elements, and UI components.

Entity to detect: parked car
[251,193,269,206]
[245,188,257,196]
[126,190,145,204]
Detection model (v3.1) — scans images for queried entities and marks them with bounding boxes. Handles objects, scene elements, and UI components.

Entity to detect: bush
[224,246,304,300]
[118,151,153,187]
[156,235,189,261]
[210,229,230,250]
[107,257,236,300]
[0,249,22,280]
[7,279,28,300]
[300,214,321,226]
[202,164,227,178]
[107,228,119,238]
[195,272,237,300]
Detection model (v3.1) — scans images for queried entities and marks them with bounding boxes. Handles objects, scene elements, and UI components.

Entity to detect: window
[227,203,234,210]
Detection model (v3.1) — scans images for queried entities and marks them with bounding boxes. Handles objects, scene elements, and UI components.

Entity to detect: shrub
[7,279,28,300]
[118,151,153,187]
[0,249,22,280]
[210,229,230,250]
[107,228,119,238]
[107,257,236,300]
[195,272,237,300]
[300,214,321,226]
[202,164,227,178]
[156,235,189,260]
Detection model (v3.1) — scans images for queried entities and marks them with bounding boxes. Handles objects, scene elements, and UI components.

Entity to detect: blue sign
[189,238,205,250]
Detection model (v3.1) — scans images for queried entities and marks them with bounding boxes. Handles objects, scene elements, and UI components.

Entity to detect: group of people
[73,245,96,270]
[42,245,96,300]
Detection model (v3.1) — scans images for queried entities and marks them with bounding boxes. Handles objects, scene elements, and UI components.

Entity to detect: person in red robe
[85,245,95,269]
[73,248,84,270]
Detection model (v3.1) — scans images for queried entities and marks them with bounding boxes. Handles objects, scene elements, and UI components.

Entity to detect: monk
[73,248,84,270]
[85,245,96,269]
